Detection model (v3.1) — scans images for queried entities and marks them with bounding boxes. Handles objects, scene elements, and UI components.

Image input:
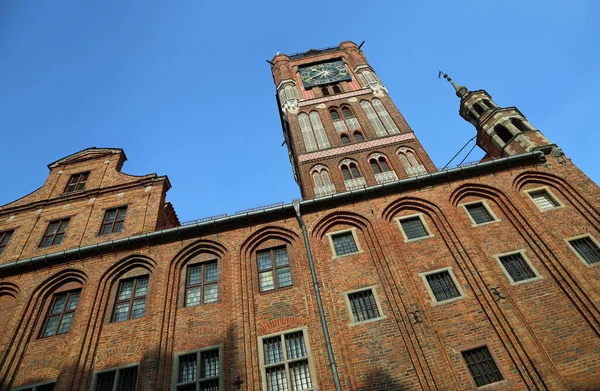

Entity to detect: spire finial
[438,70,468,98]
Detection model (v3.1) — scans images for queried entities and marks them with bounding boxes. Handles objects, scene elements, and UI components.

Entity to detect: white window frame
[460,200,500,227]
[326,228,363,259]
[395,213,434,242]
[342,285,386,326]
[418,266,467,306]
[524,186,564,212]
[565,234,600,267]
[258,327,319,391]
[89,363,139,391]
[171,344,223,391]
[493,249,542,285]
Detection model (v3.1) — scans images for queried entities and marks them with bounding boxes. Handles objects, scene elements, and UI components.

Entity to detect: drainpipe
[292,200,343,391]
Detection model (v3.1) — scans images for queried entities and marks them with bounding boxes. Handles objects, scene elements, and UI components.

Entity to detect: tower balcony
[374,170,398,184]
[314,183,336,197]
[344,177,367,191]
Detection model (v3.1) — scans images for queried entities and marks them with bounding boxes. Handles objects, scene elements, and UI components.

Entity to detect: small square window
[398,216,430,241]
[528,189,560,211]
[0,230,14,256]
[39,219,70,248]
[423,270,462,303]
[112,276,149,322]
[465,203,495,225]
[462,346,504,386]
[185,261,218,306]
[175,348,220,390]
[569,237,600,265]
[64,172,89,193]
[40,289,81,338]
[498,253,538,283]
[347,289,381,323]
[92,365,138,391]
[330,231,359,257]
[99,206,127,235]
[257,247,292,292]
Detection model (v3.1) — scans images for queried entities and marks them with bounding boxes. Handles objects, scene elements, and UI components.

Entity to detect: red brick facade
[1,42,599,391]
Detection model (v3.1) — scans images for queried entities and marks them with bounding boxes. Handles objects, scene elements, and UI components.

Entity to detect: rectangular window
[498,253,537,282]
[39,219,70,248]
[462,346,504,386]
[529,190,559,210]
[0,230,14,256]
[425,270,461,302]
[93,365,138,391]
[64,172,89,193]
[569,237,600,265]
[260,330,315,391]
[347,289,381,322]
[331,231,358,256]
[175,349,220,390]
[40,290,81,338]
[13,382,56,391]
[399,216,429,240]
[465,203,495,225]
[112,276,148,322]
[185,261,218,307]
[257,247,292,292]
[100,207,127,235]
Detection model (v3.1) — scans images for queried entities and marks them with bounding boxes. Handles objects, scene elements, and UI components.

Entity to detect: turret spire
[438,70,468,98]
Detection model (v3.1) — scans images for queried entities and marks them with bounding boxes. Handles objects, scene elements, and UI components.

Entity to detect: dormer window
[64,172,89,193]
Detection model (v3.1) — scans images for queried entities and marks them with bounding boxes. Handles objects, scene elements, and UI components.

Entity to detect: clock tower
[271,41,437,198]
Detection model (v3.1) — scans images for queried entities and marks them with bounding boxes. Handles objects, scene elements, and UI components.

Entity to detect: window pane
[274,248,289,267]
[530,191,558,210]
[462,346,504,386]
[201,349,219,378]
[186,286,201,307]
[66,291,80,311]
[179,353,197,382]
[199,380,219,391]
[53,233,65,245]
[177,385,196,391]
[112,221,124,233]
[131,299,146,319]
[188,266,202,286]
[258,252,272,271]
[116,208,127,220]
[204,262,218,282]
[570,237,600,264]
[290,360,312,390]
[332,232,358,256]
[57,312,74,334]
[285,332,307,359]
[266,366,288,391]
[118,281,134,300]
[400,217,429,240]
[466,203,494,224]
[57,221,69,233]
[134,278,148,297]
[46,222,59,235]
[348,290,380,322]
[51,294,67,314]
[426,271,460,302]
[37,384,56,391]
[117,366,138,391]
[260,271,275,292]
[101,224,113,235]
[203,284,218,303]
[42,315,60,337]
[276,268,292,288]
[104,210,116,224]
[264,337,284,364]
[114,302,130,322]
[500,254,536,282]
[95,371,116,391]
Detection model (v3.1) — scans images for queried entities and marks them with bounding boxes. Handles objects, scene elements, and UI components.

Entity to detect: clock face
[299,60,351,88]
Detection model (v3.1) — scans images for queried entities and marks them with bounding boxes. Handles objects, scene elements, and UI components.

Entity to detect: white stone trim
[564,233,600,268]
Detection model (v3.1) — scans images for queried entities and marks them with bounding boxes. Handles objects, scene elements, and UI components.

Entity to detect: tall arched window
[511,118,530,133]
[331,106,360,133]
[298,112,330,152]
[341,134,350,144]
[495,124,513,144]
[361,99,399,136]
[369,152,397,184]
[311,165,335,197]
[354,131,364,142]
[340,161,361,180]
[397,147,427,177]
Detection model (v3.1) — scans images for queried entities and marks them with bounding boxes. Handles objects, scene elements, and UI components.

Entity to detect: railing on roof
[288,46,339,60]
[180,214,228,226]
[179,202,286,226]
[437,159,485,172]
[234,202,285,215]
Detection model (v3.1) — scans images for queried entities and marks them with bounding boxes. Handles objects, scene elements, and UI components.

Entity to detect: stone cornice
[299,89,372,107]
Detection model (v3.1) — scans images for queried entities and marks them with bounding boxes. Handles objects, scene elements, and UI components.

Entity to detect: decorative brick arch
[94,344,145,369]
[239,225,300,259]
[257,316,306,335]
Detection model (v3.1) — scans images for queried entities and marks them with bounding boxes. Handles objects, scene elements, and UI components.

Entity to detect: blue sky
[1,1,599,223]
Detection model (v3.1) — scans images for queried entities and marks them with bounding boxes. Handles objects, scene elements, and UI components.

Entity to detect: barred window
[261,330,315,391]
[529,190,559,211]
[40,290,81,338]
[0,230,14,256]
[462,346,504,386]
[100,206,127,235]
[569,237,600,265]
[93,365,138,391]
[465,203,495,225]
[347,289,381,322]
[425,270,461,302]
[399,216,429,240]
[112,276,149,322]
[176,349,220,391]
[185,261,219,306]
[64,172,89,193]
[331,231,358,256]
[40,219,70,247]
[499,253,537,282]
[257,247,292,292]
[13,382,56,391]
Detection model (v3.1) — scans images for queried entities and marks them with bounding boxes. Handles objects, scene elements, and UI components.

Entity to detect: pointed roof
[440,72,468,98]
[47,147,126,169]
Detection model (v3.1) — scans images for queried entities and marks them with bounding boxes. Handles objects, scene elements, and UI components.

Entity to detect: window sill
[404,234,434,243]
[349,315,386,327]
[259,285,294,295]
[430,295,467,307]
[537,205,565,213]
[509,276,543,286]
[179,300,221,310]
[332,250,364,260]
[471,219,501,228]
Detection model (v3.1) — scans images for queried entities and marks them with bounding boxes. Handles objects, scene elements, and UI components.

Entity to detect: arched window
[331,106,360,134]
[342,108,352,119]
[483,99,494,109]
[370,156,391,174]
[361,99,399,136]
[341,134,350,144]
[340,161,361,180]
[369,153,397,183]
[397,147,427,177]
[330,110,340,121]
[321,87,330,96]
[354,131,364,142]
[332,85,342,94]
[298,112,330,152]
[473,103,485,115]
[311,165,334,197]
[511,118,530,133]
[495,124,513,144]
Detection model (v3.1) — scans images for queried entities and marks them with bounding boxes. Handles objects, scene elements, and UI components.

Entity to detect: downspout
[292,200,343,391]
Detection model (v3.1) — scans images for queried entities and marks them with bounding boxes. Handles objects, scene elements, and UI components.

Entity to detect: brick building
[1,41,599,391]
